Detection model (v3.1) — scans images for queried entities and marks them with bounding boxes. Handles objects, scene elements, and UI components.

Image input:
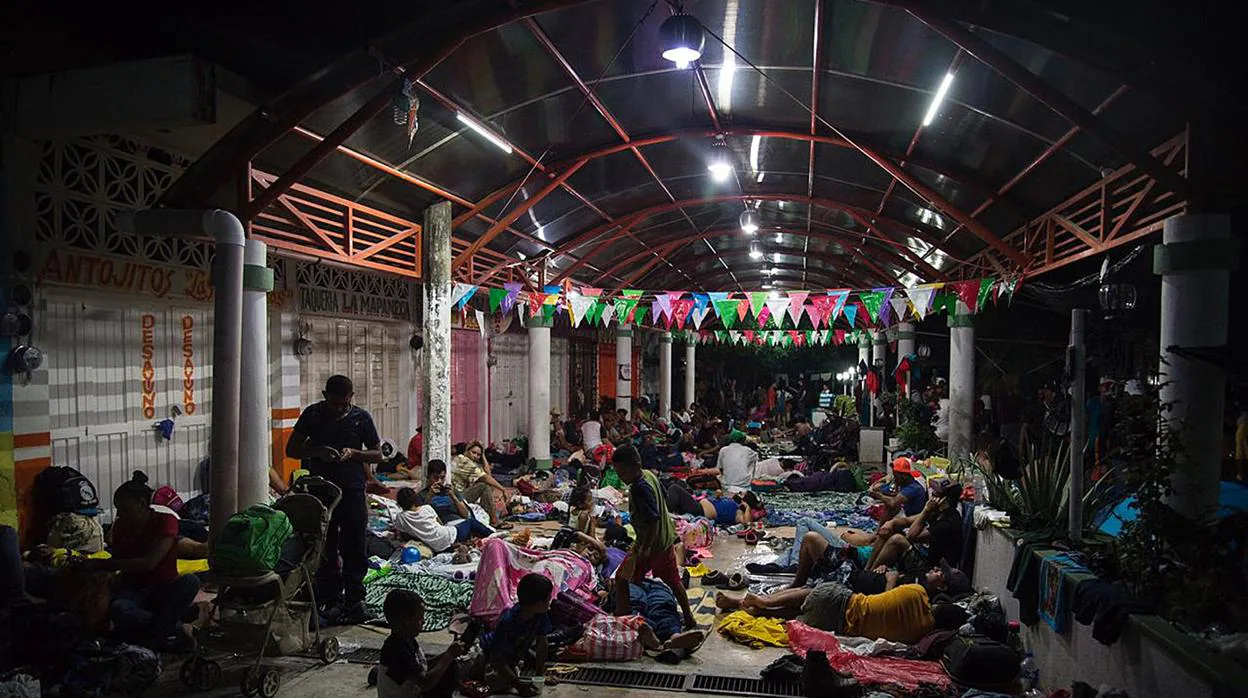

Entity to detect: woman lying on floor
[665,484,764,526]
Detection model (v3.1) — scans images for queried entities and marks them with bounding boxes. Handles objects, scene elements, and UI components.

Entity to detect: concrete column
[527,314,552,469]
[1156,214,1234,519]
[948,301,975,457]
[237,239,272,508]
[420,201,452,469]
[615,324,633,412]
[684,341,696,409]
[872,330,887,425]
[857,332,871,386]
[659,332,672,421]
[896,322,916,400]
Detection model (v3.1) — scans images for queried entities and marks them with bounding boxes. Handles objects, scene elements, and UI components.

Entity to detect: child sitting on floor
[378,589,467,698]
[480,573,552,698]
[567,486,596,537]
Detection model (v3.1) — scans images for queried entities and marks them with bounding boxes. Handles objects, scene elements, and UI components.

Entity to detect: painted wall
[974,525,1215,697]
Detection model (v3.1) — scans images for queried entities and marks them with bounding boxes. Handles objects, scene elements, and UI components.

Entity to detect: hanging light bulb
[749,244,763,260]
[658,14,705,69]
[708,139,733,183]
[739,208,760,234]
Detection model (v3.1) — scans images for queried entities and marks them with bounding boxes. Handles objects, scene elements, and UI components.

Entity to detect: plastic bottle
[1019,652,1040,691]
[973,471,988,504]
[1006,620,1023,655]
[1022,690,1045,698]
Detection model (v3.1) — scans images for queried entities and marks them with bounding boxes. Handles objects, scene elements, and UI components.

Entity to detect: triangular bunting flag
[692,293,710,311]
[889,297,910,325]
[998,278,1019,305]
[692,307,710,329]
[858,290,887,323]
[843,303,858,328]
[655,293,674,320]
[756,306,772,327]
[475,310,487,338]
[808,296,831,329]
[876,288,896,325]
[747,292,768,317]
[828,290,849,323]
[977,277,996,310]
[786,291,808,325]
[708,291,731,303]
[452,282,478,309]
[765,298,791,325]
[488,287,507,313]
[905,284,940,320]
[502,283,522,314]
[834,329,846,345]
[712,299,737,324]
[581,286,603,297]
[569,295,593,327]
[951,280,979,312]
[600,303,616,326]
[736,299,751,322]
[715,330,728,343]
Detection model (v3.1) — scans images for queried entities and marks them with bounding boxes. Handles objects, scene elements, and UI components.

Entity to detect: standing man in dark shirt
[286,375,382,624]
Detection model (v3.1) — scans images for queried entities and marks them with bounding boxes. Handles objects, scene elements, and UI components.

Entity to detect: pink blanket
[785,621,951,691]
[469,538,597,626]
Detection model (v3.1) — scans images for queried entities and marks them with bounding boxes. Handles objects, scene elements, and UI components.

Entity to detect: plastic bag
[566,615,645,661]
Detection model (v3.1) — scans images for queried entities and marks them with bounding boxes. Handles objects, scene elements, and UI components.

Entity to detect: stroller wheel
[257,667,281,698]
[241,667,260,697]
[194,660,222,691]
[179,658,199,687]
[319,636,340,664]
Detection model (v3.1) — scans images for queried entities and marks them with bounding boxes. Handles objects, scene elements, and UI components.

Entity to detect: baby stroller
[179,476,343,697]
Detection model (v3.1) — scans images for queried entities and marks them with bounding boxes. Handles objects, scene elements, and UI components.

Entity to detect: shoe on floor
[340,601,371,626]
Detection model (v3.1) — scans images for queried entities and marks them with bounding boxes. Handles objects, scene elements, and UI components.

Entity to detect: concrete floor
[153,526,798,697]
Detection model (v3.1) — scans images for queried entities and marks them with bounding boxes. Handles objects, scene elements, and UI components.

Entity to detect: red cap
[892,457,916,475]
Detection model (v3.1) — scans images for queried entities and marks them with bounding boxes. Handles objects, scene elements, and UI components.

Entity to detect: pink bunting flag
[756,306,771,327]
[951,280,980,312]
[786,291,809,325]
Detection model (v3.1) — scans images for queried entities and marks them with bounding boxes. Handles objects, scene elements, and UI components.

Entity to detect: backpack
[209,505,293,577]
[181,494,210,523]
[33,466,99,515]
[64,641,162,696]
[941,634,1020,689]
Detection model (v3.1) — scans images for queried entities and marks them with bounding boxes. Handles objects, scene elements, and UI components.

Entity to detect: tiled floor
[154,526,797,697]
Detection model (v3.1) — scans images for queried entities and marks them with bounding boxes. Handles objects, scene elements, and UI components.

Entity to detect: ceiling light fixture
[456,112,513,153]
[756,172,765,183]
[658,14,705,70]
[922,72,956,127]
[749,244,763,260]
[749,135,761,173]
[708,138,733,183]
[739,208,760,234]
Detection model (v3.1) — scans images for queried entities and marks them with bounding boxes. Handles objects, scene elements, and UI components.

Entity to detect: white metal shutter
[550,337,569,418]
[488,334,529,443]
[299,318,403,446]
[45,296,213,521]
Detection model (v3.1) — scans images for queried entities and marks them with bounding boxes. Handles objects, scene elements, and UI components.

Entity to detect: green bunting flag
[748,291,768,317]
[712,299,738,328]
[977,277,996,310]
[858,290,886,323]
[488,287,507,312]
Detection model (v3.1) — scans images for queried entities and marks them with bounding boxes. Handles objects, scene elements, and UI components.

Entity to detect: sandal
[724,572,748,591]
[702,570,728,587]
[458,681,491,698]
[495,521,515,530]
[743,530,759,546]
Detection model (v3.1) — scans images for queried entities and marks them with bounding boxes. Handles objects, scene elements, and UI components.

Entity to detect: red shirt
[111,510,179,585]
[407,432,423,467]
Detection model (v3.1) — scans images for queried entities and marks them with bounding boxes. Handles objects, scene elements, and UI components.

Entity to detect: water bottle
[973,472,988,504]
[1019,652,1040,690]
[1022,691,1045,698]
[1006,620,1023,655]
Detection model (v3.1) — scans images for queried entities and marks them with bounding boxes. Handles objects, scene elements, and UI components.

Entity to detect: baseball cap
[930,478,964,500]
[891,456,916,475]
[728,429,748,444]
[549,406,562,416]
[940,559,971,594]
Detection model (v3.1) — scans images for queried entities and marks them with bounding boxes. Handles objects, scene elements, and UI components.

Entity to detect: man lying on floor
[715,580,967,645]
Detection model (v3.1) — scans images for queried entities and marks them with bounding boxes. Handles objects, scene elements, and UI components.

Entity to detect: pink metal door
[451,329,483,445]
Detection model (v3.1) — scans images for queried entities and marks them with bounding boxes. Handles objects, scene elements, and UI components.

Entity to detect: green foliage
[1111,390,1247,631]
[895,396,940,453]
[966,437,1119,535]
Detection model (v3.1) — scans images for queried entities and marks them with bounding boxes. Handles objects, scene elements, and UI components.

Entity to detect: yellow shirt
[451,453,486,491]
[844,584,934,644]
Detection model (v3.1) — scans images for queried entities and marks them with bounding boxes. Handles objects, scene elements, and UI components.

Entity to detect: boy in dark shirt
[481,573,553,697]
[377,589,466,698]
[865,480,964,574]
[612,446,697,630]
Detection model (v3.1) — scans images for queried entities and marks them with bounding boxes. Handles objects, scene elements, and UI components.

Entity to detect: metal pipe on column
[659,332,672,421]
[117,209,245,536]
[421,202,453,471]
[238,239,272,509]
[615,324,633,412]
[527,315,552,469]
[1157,214,1234,519]
[684,341,696,410]
[1068,309,1087,541]
[947,301,976,458]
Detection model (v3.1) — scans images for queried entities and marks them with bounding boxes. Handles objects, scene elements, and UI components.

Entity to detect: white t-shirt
[934,398,950,441]
[718,442,759,490]
[393,505,457,553]
[581,420,603,451]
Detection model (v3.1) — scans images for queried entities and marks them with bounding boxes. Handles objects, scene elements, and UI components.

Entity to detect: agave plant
[965,437,1121,536]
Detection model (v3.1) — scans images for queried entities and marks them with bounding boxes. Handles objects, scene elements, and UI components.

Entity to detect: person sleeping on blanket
[664,484,763,526]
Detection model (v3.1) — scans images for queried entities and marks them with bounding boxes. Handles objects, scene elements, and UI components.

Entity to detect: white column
[615,324,633,412]
[421,202,453,469]
[684,341,696,410]
[872,330,887,426]
[857,332,871,388]
[659,332,672,421]
[1158,214,1233,519]
[237,239,271,508]
[948,301,975,457]
[896,322,916,400]
[527,314,552,469]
